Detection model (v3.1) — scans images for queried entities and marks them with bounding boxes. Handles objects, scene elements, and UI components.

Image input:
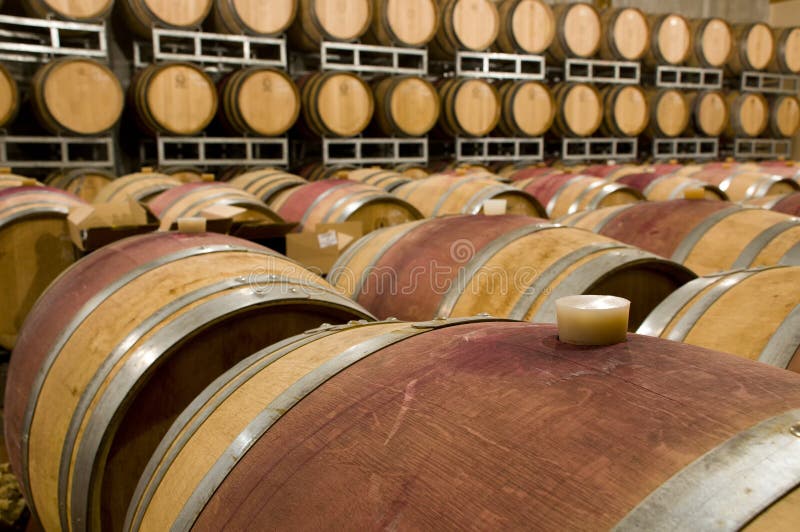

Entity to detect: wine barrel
[0,170,39,190]
[645,88,689,138]
[547,2,601,62]
[20,0,112,20]
[394,174,546,218]
[219,67,300,136]
[599,85,649,137]
[617,172,728,202]
[362,0,439,47]
[372,76,440,137]
[120,0,213,38]
[495,0,555,54]
[211,0,297,35]
[295,162,355,181]
[3,231,373,532]
[149,182,284,230]
[394,163,428,179]
[686,91,729,137]
[131,62,218,136]
[0,186,84,350]
[330,215,694,326]
[429,0,499,58]
[688,18,733,68]
[559,199,800,275]
[769,95,800,138]
[271,179,422,233]
[644,13,691,66]
[45,168,115,203]
[514,173,643,218]
[497,80,555,137]
[640,265,800,372]
[93,170,181,204]
[769,26,800,74]
[598,7,649,61]
[159,166,207,183]
[288,0,372,51]
[344,167,412,192]
[0,64,18,128]
[552,83,603,137]
[31,58,123,135]
[229,168,307,203]
[508,165,568,181]
[300,71,374,137]
[728,22,776,73]
[688,168,799,201]
[744,192,800,217]
[437,78,501,138]
[726,91,769,138]
[127,317,800,531]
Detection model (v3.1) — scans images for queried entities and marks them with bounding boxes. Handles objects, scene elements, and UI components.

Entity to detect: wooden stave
[687,18,733,68]
[361,0,439,47]
[436,77,501,138]
[371,75,440,137]
[685,90,729,137]
[497,79,555,137]
[429,0,499,58]
[515,173,643,218]
[769,27,800,74]
[288,0,373,52]
[393,163,429,179]
[0,63,19,128]
[617,172,729,202]
[644,88,690,138]
[689,168,799,201]
[769,94,800,138]
[725,91,769,138]
[120,0,214,39]
[229,168,307,203]
[21,0,113,21]
[599,85,649,137]
[218,67,301,136]
[299,71,375,138]
[728,22,776,74]
[551,82,603,138]
[344,168,412,192]
[495,0,555,55]
[598,7,650,61]
[45,168,116,203]
[158,166,208,183]
[547,2,601,62]
[93,172,181,204]
[643,13,692,66]
[211,0,298,36]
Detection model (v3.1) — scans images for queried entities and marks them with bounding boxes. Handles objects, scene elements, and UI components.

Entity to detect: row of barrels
[11,0,800,76]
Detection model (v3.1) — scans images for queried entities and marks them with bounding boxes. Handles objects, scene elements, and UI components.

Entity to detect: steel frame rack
[455,137,544,163]
[733,138,793,159]
[0,135,114,169]
[453,51,545,80]
[142,136,289,167]
[655,66,724,90]
[740,71,800,95]
[0,14,107,62]
[322,137,428,165]
[318,41,427,75]
[561,137,638,162]
[652,137,720,160]
[564,58,640,84]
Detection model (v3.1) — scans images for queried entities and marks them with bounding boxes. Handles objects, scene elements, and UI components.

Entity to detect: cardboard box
[68,197,158,252]
[286,222,363,275]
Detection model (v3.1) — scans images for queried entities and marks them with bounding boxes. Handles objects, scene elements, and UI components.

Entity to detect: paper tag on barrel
[483,199,507,216]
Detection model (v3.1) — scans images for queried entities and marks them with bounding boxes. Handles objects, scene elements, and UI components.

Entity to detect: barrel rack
[740,71,800,94]
[651,137,720,160]
[0,14,116,172]
[732,138,793,159]
[654,65,724,90]
[732,72,799,159]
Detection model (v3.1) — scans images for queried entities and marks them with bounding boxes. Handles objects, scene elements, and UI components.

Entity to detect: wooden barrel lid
[145,64,217,135]
[388,77,440,137]
[0,65,18,127]
[696,92,727,136]
[781,27,800,73]
[562,3,601,58]
[453,79,500,137]
[42,59,123,135]
[316,72,373,137]
[612,86,648,136]
[312,0,371,41]
[562,84,602,137]
[736,93,769,137]
[774,96,800,137]
[142,0,213,27]
[510,0,555,54]
[236,69,300,136]
[698,18,732,67]
[228,0,296,34]
[38,0,113,19]
[511,81,554,136]
[452,0,499,51]
[611,8,649,60]
[655,89,689,137]
[656,14,691,64]
[382,0,438,47]
[745,23,775,70]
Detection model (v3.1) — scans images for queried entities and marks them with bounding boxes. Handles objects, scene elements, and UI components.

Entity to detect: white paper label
[483,199,508,216]
[317,230,338,249]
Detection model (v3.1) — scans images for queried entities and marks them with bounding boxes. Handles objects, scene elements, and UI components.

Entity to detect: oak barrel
[93,170,181,204]
[728,22,776,73]
[394,163,428,179]
[548,2,601,61]
[617,172,728,202]
[120,0,213,38]
[645,89,689,138]
[514,173,643,219]
[429,0,499,58]
[640,265,800,372]
[45,168,116,203]
[31,58,123,135]
[644,13,691,66]
[158,166,207,183]
[497,80,555,137]
[437,78,501,138]
[362,0,439,47]
[769,95,800,138]
[127,317,800,531]
[725,91,769,138]
[688,18,733,68]
[743,192,800,217]
[372,76,440,137]
[0,64,18,128]
[598,7,649,61]
[149,182,284,231]
[212,0,297,36]
[329,215,694,326]
[0,186,84,350]
[229,168,307,203]
[495,0,555,55]
[3,231,373,532]
[20,0,112,20]
[271,179,422,232]
[394,174,546,218]
[131,62,218,136]
[218,67,300,136]
[344,167,412,192]
[552,83,603,137]
[686,90,728,137]
[599,85,649,137]
[288,0,372,51]
[769,26,800,74]
[559,199,800,275]
[0,170,39,190]
[687,167,799,201]
[299,71,374,137]
[294,162,356,181]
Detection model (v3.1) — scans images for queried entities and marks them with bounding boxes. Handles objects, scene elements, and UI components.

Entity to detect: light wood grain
[496,0,555,54]
[600,7,649,61]
[451,0,499,51]
[0,64,18,127]
[689,91,728,137]
[647,88,689,137]
[315,72,373,137]
[438,78,500,138]
[771,95,800,137]
[46,169,115,203]
[223,68,300,136]
[138,63,218,136]
[314,0,371,40]
[373,76,440,137]
[601,85,649,137]
[25,0,113,20]
[729,23,776,73]
[214,0,297,35]
[770,27,800,74]
[553,83,603,137]
[498,80,555,137]
[689,18,732,68]
[727,91,769,138]
[561,3,601,58]
[364,0,438,47]
[645,13,691,66]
